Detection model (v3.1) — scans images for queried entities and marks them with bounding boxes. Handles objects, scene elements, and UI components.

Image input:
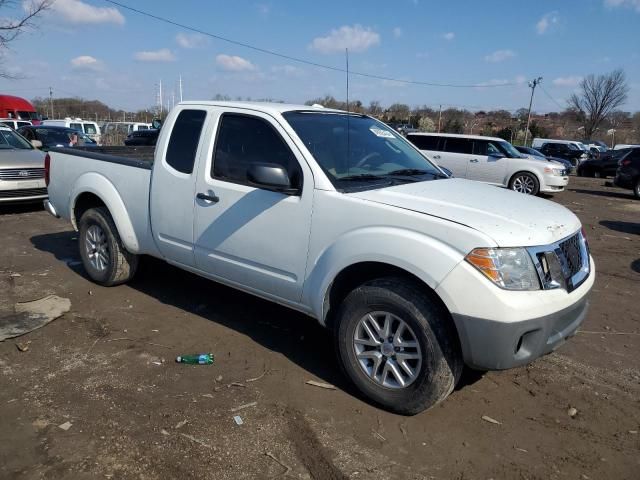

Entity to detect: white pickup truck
[44,102,594,415]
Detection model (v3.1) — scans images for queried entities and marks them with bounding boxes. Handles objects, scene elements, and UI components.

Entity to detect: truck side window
[212,114,302,189]
[165,109,207,174]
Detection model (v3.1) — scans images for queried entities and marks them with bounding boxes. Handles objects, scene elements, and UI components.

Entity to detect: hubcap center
[381,342,394,357]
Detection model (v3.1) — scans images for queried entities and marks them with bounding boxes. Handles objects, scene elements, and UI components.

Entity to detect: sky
[1,0,639,114]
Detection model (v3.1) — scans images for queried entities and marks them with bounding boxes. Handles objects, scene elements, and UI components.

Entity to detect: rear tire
[78,207,138,286]
[634,177,640,199]
[335,277,463,415]
[509,172,540,196]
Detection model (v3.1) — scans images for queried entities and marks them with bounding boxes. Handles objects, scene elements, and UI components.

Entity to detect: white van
[42,118,101,143]
[407,133,569,196]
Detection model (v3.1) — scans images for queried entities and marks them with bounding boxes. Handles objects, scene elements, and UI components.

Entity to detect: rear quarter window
[165,109,207,174]
[442,137,473,154]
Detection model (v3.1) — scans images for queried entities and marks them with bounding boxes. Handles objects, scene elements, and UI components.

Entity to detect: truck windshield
[0,127,33,149]
[283,111,444,190]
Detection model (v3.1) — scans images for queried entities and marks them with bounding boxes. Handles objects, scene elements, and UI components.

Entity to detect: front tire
[509,172,540,196]
[78,207,138,286]
[335,278,462,415]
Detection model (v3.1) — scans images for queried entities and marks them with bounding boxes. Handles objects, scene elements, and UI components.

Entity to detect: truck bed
[49,146,155,168]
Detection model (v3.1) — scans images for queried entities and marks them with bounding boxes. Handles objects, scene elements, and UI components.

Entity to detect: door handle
[470,159,479,163]
[433,155,441,159]
[196,192,219,203]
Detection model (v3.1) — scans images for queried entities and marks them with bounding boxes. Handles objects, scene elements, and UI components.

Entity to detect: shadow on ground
[600,220,640,235]
[30,230,482,407]
[0,202,43,216]
[568,188,634,200]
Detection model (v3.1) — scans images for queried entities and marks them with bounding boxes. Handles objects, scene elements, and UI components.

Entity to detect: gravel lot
[0,176,638,480]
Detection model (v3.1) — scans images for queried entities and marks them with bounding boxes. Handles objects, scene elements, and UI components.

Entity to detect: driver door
[193,109,314,303]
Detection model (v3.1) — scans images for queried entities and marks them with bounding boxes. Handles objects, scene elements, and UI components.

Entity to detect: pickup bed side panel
[302,190,495,324]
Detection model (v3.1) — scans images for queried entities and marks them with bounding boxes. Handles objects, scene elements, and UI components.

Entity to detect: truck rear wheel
[78,207,138,286]
[335,277,462,415]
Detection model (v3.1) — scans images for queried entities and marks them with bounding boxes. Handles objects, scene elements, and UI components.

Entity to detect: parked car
[614,148,640,198]
[0,118,32,130]
[42,118,101,143]
[101,122,152,136]
[406,133,569,195]
[577,148,632,178]
[0,125,47,203]
[537,142,587,167]
[514,145,573,172]
[17,125,97,150]
[124,128,159,146]
[44,101,594,414]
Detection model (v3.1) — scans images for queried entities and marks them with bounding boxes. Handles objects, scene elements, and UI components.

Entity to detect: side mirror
[247,163,300,195]
[31,139,43,149]
[152,119,162,130]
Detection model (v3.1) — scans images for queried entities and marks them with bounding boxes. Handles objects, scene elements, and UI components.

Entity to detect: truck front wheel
[335,277,462,415]
[78,207,138,286]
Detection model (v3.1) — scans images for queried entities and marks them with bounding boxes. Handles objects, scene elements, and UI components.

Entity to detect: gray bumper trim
[43,199,59,218]
[452,293,590,370]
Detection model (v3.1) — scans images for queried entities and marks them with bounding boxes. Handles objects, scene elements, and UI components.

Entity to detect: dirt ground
[0,176,638,480]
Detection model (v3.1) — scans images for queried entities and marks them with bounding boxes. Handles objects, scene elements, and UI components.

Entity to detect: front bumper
[0,179,47,203]
[452,292,589,370]
[540,173,569,193]
[436,256,595,370]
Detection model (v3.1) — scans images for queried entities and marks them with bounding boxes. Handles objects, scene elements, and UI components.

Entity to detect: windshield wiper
[339,173,388,181]
[386,168,448,179]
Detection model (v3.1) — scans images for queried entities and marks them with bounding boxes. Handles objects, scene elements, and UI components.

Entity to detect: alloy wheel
[85,224,109,272]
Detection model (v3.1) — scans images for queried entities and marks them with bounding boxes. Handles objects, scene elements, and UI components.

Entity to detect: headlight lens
[544,166,565,176]
[465,248,540,291]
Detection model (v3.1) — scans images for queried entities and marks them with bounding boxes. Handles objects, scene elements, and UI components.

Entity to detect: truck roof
[178,100,347,116]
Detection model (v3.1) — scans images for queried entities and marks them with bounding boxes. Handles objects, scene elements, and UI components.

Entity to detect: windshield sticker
[369,127,395,139]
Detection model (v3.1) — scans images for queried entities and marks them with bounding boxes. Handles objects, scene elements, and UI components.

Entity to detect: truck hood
[0,148,46,169]
[348,178,581,247]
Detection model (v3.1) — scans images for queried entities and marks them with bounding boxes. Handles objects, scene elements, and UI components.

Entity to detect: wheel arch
[69,173,140,252]
[509,169,542,191]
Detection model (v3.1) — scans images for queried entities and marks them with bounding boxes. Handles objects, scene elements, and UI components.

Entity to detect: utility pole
[49,86,54,119]
[179,75,183,102]
[159,79,163,117]
[437,104,442,133]
[524,76,542,146]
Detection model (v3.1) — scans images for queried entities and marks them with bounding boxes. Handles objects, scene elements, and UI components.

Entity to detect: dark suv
[614,148,640,198]
[578,148,629,178]
[539,142,585,167]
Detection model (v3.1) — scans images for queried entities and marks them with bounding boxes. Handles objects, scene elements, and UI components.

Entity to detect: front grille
[558,233,583,278]
[0,168,45,181]
[0,188,47,198]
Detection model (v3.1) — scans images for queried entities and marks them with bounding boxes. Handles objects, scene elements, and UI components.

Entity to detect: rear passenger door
[439,137,472,178]
[193,109,314,303]
[150,108,209,267]
[467,139,508,185]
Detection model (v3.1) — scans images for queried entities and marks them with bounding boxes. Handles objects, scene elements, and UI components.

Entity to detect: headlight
[465,248,540,291]
[544,166,565,176]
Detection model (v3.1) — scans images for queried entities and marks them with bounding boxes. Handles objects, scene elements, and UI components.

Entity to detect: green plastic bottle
[175,353,214,365]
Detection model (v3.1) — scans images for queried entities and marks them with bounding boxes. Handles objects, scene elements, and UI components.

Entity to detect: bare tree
[568,69,629,140]
[0,0,51,78]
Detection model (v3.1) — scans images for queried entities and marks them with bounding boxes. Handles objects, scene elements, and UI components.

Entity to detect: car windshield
[498,141,524,158]
[36,128,97,146]
[568,143,579,150]
[283,111,445,190]
[0,127,33,149]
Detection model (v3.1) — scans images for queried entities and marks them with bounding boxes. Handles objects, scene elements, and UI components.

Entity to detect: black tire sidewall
[78,208,120,285]
[335,280,459,415]
[634,178,640,199]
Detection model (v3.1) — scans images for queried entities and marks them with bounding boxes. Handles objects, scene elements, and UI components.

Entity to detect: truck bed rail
[48,146,154,170]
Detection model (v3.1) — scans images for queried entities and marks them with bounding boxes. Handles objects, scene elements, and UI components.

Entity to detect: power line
[540,85,565,111]
[103,0,517,89]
